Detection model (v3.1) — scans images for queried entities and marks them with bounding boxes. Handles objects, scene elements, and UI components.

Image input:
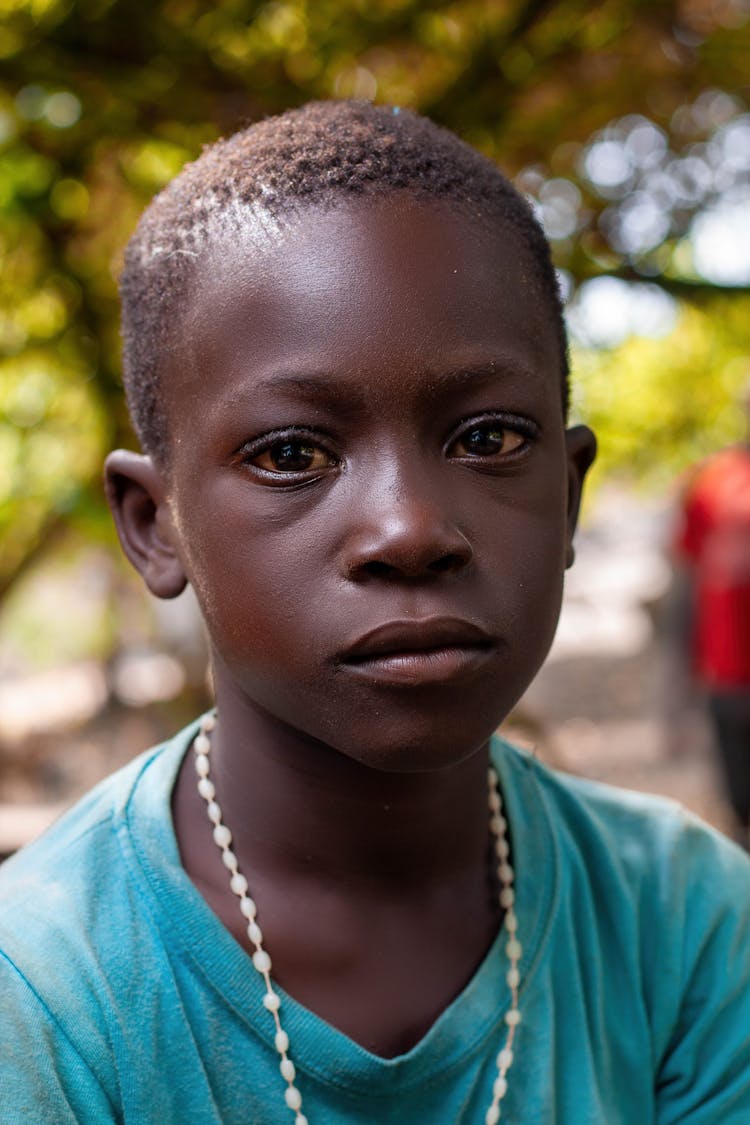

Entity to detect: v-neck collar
[120,719,557,1095]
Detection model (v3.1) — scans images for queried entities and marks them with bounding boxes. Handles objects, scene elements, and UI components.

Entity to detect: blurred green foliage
[574,296,750,486]
[1,0,749,606]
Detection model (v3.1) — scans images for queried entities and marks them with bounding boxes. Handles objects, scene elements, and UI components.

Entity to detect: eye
[450,426,524,458]
[236,429,339,483]
[447,415,537,463]
[252,439,334,474]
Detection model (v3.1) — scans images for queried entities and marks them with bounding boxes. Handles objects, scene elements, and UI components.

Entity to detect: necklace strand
[193,714,521,1124]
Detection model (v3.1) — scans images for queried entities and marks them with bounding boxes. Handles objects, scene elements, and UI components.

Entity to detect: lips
[340,617,495,686]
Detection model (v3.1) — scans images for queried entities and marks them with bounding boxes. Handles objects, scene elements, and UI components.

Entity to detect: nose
[342,470,474,582]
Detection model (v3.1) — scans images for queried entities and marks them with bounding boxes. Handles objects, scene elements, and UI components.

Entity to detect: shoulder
[0,725,197,1100]
[497,739,750,1113]
[0,743,162,916]
[496,736,684,839]
[0,724,193,1009]
[496,737,750,909]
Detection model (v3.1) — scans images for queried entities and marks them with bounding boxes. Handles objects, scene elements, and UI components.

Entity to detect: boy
[1,101,749,1123]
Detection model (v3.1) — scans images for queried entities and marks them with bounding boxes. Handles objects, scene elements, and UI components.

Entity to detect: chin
[327,702,508,775]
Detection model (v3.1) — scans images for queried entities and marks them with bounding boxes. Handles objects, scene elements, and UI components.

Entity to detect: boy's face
[110,195,594,771]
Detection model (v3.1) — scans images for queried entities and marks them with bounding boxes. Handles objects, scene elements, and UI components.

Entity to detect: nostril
[428,553,467,574]
[345,527,474,582]
[363,560,396,579]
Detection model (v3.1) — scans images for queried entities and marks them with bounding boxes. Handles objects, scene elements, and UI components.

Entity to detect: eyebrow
[252,358,545,397]
[208,353,555,427]
[419,360,547,395]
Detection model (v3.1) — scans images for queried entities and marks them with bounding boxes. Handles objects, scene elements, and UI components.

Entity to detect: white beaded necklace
[193,713,521,1125]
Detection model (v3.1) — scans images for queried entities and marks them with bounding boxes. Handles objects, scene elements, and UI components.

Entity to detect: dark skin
[106,195,595,1057]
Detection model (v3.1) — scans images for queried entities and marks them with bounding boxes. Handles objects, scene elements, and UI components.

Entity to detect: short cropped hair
[121,100,569,459]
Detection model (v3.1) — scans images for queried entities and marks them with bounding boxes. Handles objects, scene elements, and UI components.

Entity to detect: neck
[172,677,509,1060]
[192,679,493,895]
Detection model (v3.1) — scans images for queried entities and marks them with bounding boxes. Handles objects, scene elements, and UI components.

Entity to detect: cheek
[480,483,568,635]
[193,552,314,656]
[175,491,327,662]
[480,464,568,560]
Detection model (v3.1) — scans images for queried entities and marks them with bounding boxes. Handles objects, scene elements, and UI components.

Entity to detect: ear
[104,450,188,599]
[563,425,597,569]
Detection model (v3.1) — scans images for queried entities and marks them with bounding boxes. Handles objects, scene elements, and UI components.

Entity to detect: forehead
[166,195,561,425]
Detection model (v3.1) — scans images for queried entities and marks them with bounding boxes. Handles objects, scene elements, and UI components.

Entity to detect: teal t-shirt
[2,720,750,1123]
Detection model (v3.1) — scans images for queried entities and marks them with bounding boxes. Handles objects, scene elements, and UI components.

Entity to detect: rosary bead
[195,753,210,778]
[506,967,520,989]
[240,896,257,920]
[488,789,502,813]
[197,777,216,802]
[506,938,522,961]
[495,837,510,859]
[493,1075,508,1100]
[275,1030,290,1053]
[505,912,518,933]
[206,801,222,825]
[285,1085,303,1111]
[263,991,281,1012]
[280,1058,296,1082]
[505,1009,521,1028]
[497,1047,514,1070]
[230,872,248,896]
[194,733,211,755]
[485,1105,500,1125]
[253,949,272,973]
[498,862,514,884]
[202,714,216,732]
[248,921,263,945]
[213,824,232,849]
[222,848,238,873]
[499,887,515,909]
[295,1115,309,1125]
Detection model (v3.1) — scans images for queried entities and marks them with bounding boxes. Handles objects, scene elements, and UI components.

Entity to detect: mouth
[340,617,496,686]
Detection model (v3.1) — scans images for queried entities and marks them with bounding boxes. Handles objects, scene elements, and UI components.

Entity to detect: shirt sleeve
[0,951,117,1123]
[654,823,750,1123]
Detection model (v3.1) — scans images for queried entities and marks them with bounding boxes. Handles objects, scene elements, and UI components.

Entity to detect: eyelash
[445,412,539,463]
[234,413,539,484]
[234,426,339,480]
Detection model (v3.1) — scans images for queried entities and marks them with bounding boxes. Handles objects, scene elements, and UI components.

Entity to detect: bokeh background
[2,0,749,854]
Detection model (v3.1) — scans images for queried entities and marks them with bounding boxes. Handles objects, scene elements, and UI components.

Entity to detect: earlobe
[563,425,597,568]
[104,450,188,599]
